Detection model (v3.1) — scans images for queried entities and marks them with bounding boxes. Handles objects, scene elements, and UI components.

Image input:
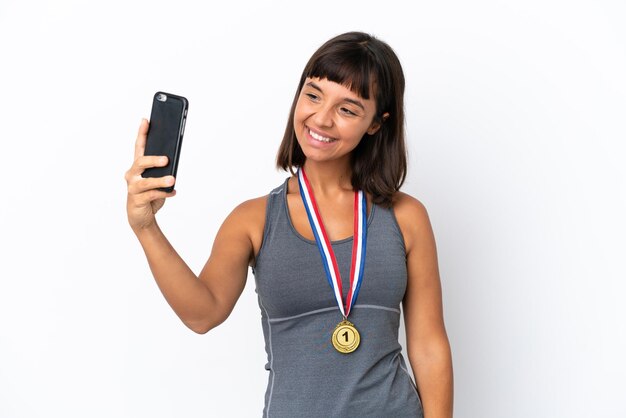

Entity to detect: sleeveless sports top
[253,178,423,418]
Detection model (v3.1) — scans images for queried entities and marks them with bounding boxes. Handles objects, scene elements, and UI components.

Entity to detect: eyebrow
[305,81,366,111]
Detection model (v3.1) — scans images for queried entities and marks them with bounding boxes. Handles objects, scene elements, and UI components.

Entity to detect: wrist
[131,220,160,238]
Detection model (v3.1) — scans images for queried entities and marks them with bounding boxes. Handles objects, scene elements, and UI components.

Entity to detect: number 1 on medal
[332,320,360,353]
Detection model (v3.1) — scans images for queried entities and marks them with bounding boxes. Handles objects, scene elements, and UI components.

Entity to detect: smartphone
[141,91,189,192]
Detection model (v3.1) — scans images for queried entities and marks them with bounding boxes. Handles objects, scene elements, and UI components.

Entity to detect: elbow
[181,294,233,334]
[407,335,453,366]
[188,323,212,334]
[183,314,228,335]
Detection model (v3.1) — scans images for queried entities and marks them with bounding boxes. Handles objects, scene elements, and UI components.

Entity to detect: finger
[129,175,175,194]
[133,118,149,160]
[131,155,169,173]
[129,175,175,195]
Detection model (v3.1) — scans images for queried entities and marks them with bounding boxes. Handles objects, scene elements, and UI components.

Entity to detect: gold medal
[331,319,360,354]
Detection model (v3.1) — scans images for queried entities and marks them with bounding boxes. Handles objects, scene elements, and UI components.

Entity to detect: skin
[125,77,453,417]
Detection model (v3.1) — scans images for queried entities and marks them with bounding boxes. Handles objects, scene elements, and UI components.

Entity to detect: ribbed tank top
[253,178,423,418]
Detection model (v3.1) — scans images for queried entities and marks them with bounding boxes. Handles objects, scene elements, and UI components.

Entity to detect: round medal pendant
[331,319,360,354]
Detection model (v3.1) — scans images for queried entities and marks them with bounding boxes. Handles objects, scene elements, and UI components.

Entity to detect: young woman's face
[293,77,381,164]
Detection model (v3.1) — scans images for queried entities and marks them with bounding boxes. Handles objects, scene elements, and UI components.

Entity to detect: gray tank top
[253,178,423,418]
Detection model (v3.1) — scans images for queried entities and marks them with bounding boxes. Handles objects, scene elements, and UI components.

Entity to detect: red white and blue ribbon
[298,167,367,318]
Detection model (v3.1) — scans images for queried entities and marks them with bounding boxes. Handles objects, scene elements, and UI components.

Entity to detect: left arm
[394,193,453,418]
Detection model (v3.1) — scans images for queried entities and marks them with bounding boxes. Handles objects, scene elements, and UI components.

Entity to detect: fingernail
[161,157,168,164]
[167,177,175,185]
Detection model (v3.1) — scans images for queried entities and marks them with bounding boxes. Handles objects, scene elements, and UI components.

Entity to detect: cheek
[293,99,309,125]
[337,120,370,141]
[293,101,308,142]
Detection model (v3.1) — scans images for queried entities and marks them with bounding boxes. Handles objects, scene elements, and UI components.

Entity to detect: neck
[301,159,353,196]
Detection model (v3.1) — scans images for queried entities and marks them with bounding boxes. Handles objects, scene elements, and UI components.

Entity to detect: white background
[1,1,624,417]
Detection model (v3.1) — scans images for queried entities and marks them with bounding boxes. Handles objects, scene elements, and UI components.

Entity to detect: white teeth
[309,129,335,143]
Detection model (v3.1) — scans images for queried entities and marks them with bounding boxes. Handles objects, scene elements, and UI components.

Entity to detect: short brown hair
[276,31,407,207]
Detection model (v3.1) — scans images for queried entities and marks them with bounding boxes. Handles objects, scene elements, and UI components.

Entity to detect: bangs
[304,44,377,100]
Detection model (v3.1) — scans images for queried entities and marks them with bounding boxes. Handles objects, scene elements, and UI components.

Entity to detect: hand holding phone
[125,92,188,231]
[141,91,189,192]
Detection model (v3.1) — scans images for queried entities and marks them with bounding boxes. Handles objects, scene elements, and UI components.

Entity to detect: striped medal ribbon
[297,167,367,354]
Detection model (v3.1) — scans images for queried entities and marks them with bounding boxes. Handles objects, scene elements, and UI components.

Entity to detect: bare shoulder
[225,194,269,261]
[391,191,435,253]
[230,195,268,219]
[392,191,431,229]
[226,194,268,236]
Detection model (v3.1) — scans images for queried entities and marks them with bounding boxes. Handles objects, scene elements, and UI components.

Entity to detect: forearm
[133,222,217,332]
[409,340,454,418]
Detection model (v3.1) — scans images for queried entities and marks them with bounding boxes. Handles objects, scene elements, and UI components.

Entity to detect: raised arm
[125,119,265,334]
[393,193,454,418]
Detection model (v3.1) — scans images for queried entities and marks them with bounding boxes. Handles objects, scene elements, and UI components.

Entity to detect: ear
[366,112,390,135]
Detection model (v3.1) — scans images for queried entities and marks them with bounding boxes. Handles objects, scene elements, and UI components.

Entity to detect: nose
[312,104,334,128]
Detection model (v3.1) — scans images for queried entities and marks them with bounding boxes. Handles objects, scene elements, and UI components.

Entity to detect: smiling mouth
[308,128,336,143]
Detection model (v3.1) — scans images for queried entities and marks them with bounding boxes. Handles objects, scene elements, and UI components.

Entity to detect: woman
[125,31,453,417]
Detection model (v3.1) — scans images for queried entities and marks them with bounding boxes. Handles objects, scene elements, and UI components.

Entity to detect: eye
[340,107,357,116]
[305,93,319,101]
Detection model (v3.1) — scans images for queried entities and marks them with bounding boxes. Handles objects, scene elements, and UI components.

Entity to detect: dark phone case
[141,91,189,192]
